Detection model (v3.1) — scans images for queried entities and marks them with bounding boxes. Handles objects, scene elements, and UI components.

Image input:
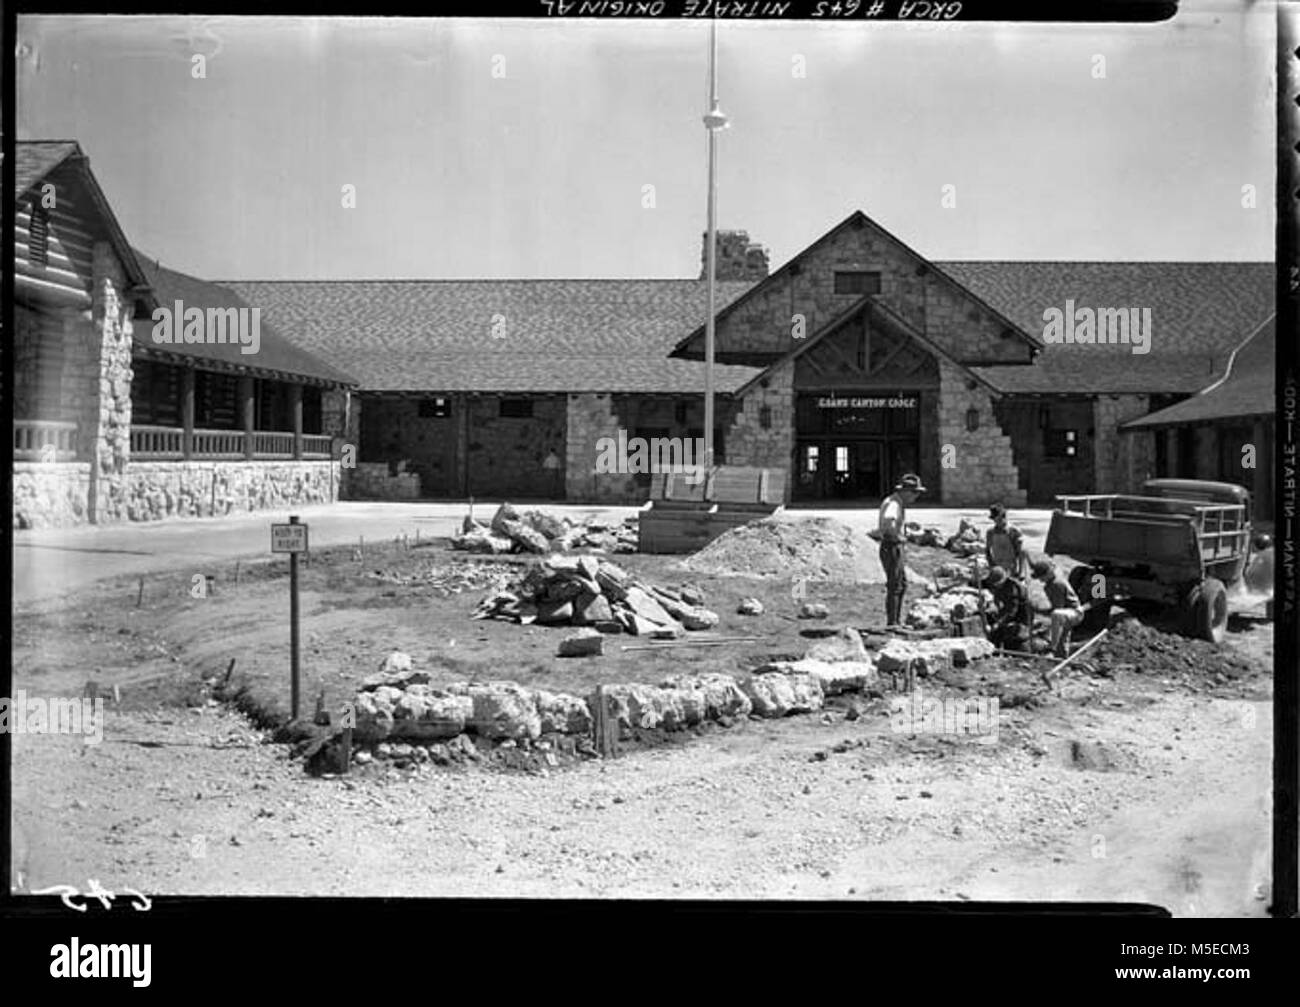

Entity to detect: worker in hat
[986,504,1027,581]
[877,473,926,627]
[984,566,1031,652]
[1030,556,1083,657]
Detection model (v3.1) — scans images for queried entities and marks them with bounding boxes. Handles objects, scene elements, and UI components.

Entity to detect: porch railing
[14,419,78,462]
[130,426,334,461]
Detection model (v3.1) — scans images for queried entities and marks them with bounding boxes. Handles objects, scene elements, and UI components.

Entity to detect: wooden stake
[136,576,144,607]
[620,635,762,652]
[222,657,237,688]
[234,560,241,585]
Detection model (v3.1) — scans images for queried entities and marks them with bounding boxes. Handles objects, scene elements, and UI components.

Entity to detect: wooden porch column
[290,383,303,460]
[240,375,256,460]
[181,368,195,460]
[1163,429,1178,478]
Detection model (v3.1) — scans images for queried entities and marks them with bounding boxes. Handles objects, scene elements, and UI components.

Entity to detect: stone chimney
[700,230,769,281]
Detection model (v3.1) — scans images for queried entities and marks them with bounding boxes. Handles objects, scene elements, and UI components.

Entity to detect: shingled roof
[942,261,1275,394]
[13,140,82,199]
[134,254,357,387]
[224,279,762,393]
[13,139,151,294]
[1123,315,1276,429]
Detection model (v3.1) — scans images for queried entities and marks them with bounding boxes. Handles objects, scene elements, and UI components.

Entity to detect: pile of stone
[943,518,985,558]
[875,635,996,678]
[905,586,992,630]
[903,522,945,547]
[452,503,638,556]
[472,555,718,638]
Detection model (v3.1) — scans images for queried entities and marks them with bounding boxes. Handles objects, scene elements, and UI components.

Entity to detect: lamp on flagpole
[703,19,728,476]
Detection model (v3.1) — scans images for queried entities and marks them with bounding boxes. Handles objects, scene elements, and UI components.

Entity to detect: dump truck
[1044,478,1254,644]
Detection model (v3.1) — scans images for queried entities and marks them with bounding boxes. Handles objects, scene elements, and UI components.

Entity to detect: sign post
[271,516,309,720]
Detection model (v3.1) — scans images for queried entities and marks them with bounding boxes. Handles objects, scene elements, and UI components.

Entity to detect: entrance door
[887,440,919,493]
[831,441,883,500]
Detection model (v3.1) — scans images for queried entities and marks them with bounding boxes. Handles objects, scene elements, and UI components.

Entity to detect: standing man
[986,504,1027,581]
[1030,557,1084,658]
[877,473,926,627]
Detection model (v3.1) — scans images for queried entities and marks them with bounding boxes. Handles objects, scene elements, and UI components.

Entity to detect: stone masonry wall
[465,395,566,499]
[726,361,795,500]
[702,230,770,282]
[123,461,341,522]
[936,359,1026,507]
[693,218,1034,365]
[1095,394,1153,494]
[566,393,639,503]
[349,462,421,500]
[13,463,92,529]
[86,240,136,524]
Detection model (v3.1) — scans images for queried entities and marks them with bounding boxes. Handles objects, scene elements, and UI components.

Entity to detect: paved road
[11,501,1052,605]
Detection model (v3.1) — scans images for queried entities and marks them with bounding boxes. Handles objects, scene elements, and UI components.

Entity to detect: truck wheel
[1187,577,1228,644]
[1069,565,1110,635]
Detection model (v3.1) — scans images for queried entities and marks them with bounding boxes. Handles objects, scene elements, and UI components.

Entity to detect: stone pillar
[85,240,135,524]
[290,383,303,460]
[240,375,256,460]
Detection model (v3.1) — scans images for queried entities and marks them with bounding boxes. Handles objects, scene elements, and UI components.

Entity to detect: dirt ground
[9,535,1276,913]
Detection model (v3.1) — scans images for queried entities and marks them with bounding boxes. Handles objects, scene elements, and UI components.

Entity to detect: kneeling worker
[1030,557,1084,658]
[985,566,1031,652]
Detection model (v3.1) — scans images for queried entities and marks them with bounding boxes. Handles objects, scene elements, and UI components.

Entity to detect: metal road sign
[271,522,309,553]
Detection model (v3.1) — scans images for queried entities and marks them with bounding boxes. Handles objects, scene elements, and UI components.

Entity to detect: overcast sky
[16,2,1275,280]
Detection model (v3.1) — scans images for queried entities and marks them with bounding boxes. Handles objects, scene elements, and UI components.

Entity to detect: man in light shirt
[985,504,1027,581]
[877,473,926,627]
[1030,556,1084,657]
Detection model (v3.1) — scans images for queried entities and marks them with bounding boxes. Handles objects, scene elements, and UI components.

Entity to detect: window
[835,445,850,472]
[418,397,450,418]
[28,202,49,267]
[499,398,533,418]
[833,270,882,296]
[805,445,819,472]
[1045,428,1078,458]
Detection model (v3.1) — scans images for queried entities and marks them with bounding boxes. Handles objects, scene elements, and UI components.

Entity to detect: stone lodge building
[12,141,358,529]
[230,213,1274,510]
[11,141,1276,524]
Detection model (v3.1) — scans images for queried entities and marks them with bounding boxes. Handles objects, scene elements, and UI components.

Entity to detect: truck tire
[1187,577,1228,644]
[1069,565,1110,636]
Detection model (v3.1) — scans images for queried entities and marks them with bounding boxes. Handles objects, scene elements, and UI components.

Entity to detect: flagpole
[702,20,728,476]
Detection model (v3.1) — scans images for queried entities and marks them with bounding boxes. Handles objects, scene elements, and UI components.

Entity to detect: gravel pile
[681,517,884,582]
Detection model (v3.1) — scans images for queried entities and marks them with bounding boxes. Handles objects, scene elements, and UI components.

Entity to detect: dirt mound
[1090,617,1257,683]
[680,517,885,583]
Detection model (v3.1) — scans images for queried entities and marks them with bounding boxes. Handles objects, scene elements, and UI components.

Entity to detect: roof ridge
[221,277,758,284]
